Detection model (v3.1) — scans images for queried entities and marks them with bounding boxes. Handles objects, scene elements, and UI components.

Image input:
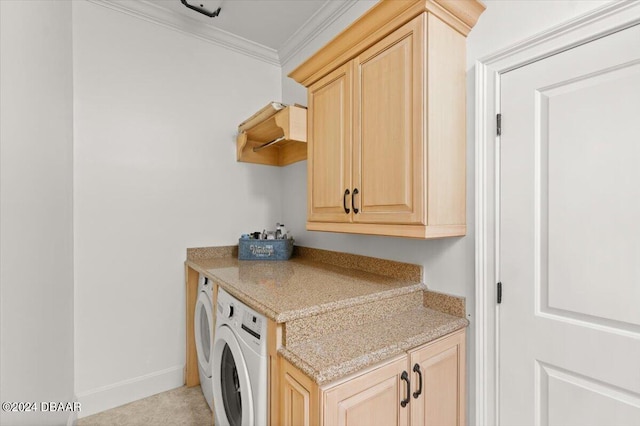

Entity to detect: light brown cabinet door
[307,63,353,223]
[409,330,466,426]
[280,358,319,426]
[352,16,425,224]
[323,357,409,426]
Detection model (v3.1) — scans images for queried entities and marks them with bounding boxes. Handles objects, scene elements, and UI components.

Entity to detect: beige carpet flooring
[77,386,212,426]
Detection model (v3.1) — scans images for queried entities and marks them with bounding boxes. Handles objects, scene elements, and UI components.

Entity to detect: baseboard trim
[67,394,79,425]
[76,365,184,418]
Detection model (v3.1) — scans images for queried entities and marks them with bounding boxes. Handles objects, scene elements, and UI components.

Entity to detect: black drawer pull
[413,363,422,399]
[352,188,359,214]
[400,371,410,407]
[343,189,351,214]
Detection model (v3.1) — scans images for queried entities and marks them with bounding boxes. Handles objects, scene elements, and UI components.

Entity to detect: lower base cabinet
[324,357,409,426]
[279,329,466,426]
[280,357,320,426]
[410,330,466,426]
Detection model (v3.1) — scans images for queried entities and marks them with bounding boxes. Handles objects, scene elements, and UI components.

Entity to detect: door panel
[195,293,213,375]
[500,24,640,425]
[308,63,352,223]
[212,326,254,426]
[410,330,465,426]
[353,16,424,224]
[282,372,311,426]
[539,362,640,426]
[280,357,319,426]
[542,66,640,330]
[323,357,408,426]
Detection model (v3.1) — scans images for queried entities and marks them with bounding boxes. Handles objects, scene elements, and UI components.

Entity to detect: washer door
[212,325,254,426]
[194,291,213,377]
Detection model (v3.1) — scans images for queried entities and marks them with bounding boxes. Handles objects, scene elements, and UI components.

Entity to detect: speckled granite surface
[294,246,422,282]
[284,291,423,346]
[186,245,469,385]
[186,255,422,323]
[279,306,468,385]
[424,290,466,318]
[187,245,237,260]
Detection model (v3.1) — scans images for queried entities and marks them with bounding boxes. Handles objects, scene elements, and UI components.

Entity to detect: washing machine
[194,274,214,411]
[212,288,268,426]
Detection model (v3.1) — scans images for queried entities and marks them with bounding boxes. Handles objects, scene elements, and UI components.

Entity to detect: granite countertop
[279,306,468,385]
[186,253,422,323]
[186,245,468,386]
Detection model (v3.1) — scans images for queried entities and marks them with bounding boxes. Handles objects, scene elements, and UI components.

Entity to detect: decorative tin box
[238,238,294,261]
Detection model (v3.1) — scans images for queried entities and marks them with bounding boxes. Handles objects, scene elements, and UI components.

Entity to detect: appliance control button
[220,303,233,318]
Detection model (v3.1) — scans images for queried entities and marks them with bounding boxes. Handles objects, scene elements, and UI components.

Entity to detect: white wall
[72,1,283,417]
[0,1,75,425]
[279,0,611,423]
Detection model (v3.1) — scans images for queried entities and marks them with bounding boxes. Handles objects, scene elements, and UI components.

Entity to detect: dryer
[213,288,267,426]
[194,274,214,411]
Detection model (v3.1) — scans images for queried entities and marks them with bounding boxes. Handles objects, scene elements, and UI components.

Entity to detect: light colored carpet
[77,386,212,426]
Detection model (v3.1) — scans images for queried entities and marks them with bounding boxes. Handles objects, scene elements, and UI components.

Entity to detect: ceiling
[153,0,328,51]
[97,0,359,65]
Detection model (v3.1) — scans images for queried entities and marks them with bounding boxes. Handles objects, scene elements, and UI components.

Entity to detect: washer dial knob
[221,303,234,318]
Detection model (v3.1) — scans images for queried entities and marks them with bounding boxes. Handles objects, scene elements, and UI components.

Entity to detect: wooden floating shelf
[237,104,307,167]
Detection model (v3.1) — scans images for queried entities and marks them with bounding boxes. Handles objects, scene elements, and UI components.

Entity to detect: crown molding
[278,0,359,67]
[86,0,280,66]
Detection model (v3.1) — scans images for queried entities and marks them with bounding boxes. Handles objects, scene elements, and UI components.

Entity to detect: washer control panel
[241,312,262,340]
[216,287,267,356]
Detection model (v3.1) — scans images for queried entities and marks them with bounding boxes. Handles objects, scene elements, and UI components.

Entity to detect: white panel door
[500,24,640,426]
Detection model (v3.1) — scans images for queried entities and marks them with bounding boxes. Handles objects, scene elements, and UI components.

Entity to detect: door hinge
[497,114,502,136]
[497,282,502,304]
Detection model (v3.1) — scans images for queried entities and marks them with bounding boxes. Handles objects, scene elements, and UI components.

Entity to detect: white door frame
[474,2,640,425]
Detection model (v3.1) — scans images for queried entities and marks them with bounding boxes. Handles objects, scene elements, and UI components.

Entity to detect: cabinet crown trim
[288,0,485,87]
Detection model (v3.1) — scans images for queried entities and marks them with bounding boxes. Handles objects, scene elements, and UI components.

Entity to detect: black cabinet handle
[343,189,351,214]
[400,371,410,407]
[352,188,359,214]
[413,363,423,399]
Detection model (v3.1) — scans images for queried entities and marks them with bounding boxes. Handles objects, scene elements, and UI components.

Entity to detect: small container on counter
[238,237,294,261]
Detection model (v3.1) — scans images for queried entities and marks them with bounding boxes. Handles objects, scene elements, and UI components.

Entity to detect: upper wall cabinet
[289,0,485,239]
